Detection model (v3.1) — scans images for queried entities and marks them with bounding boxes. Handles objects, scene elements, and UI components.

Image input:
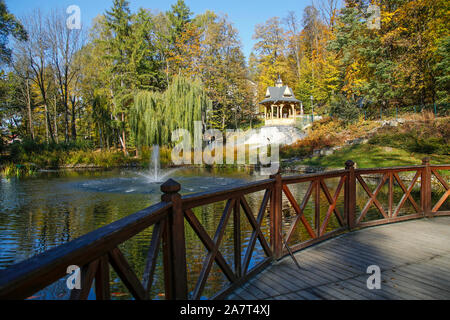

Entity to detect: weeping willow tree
[130,76,211,147]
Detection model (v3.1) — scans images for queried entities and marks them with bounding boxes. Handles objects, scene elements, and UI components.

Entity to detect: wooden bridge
[0,158,449,300]
[226,217,450,300]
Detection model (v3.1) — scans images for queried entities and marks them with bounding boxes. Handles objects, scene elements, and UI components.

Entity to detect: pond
[0,167,266,299]
[0,167,444,299]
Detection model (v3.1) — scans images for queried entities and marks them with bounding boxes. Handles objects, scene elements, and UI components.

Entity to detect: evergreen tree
[99,0,165,153]
[167,0,192,37]
[434,36,450,104]
[0,0,27,65]
[198,15,253,131]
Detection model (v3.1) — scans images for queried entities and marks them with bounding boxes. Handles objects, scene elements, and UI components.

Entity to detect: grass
[1,163,38,178]
[7,148,137,169]
[299,144,450,169]
[283,113,449,169]
[280,116,379,159]
[368,118,449,156]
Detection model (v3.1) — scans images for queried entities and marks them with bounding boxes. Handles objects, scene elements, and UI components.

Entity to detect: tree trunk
[70,96,77,140]
[44,104,49,143]
[106,128,110,150]
[121,112,128,156]
[25,79,34,140]
[63,99,69,142]
[54,95,59,143]
[38,79,55,143]
[63,77,70,142]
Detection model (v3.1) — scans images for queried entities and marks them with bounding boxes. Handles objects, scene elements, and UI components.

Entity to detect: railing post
[422,158,432,218]
[161,179,188,300]
[345,160,356,230]
[270,171,283,260]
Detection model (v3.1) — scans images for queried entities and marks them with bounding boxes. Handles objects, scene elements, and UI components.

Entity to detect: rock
[292,165,324,174]
[244,126,306,150]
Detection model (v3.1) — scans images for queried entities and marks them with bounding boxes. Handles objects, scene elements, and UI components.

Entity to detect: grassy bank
[301,144,449,168]
[280,116,380,159]
[0,141,174,177]
[283,114,449,169]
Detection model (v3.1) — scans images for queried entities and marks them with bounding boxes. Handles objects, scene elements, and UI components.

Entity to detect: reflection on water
[0,168,446,300]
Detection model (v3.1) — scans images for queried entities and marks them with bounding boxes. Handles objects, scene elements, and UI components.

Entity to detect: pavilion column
[280,105,284,118]
[271,105,274,119]
[291,104,295,119]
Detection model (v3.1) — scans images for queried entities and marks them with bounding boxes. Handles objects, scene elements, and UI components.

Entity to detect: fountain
[151,145,161,181]
[76,145,248,195]
[138,145,177,183]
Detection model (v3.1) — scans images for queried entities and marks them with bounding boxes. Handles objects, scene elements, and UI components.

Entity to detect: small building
[259,76,302,126]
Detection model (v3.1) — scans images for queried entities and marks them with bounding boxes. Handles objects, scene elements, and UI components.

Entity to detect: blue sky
[5,0,317,59]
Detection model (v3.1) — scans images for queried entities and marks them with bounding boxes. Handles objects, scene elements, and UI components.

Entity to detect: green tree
[329,93,360,122]
[329,1,397,109]
[130,76,211,147]
[384,0,448,106]
[98,1,165,154]
[198,15,253,130]
[434,36,450,104]
[167,0,192,37]
[0,0,27,65]
[252,17,291,99]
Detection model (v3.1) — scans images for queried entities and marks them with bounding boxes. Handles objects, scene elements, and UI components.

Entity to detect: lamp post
[231,107,237,129]
[231,106,240,129]
[310,95,314,122]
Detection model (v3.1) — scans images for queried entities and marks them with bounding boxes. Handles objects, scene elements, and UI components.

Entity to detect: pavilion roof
[259,85,301,105]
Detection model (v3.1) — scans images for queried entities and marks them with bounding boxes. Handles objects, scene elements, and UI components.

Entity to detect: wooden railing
[0,158,448,300]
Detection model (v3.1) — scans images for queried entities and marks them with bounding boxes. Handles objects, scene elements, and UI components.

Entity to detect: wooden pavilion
[259,76,302,126]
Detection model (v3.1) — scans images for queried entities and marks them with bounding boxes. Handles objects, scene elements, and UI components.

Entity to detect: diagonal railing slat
[241,190,272,275]
[108,247,147,300]
[393,171,421,216]
[282,183,316,242]
[142,221,162,296]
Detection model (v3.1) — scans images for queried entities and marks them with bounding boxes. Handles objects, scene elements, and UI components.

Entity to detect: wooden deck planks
[226,217,450,300]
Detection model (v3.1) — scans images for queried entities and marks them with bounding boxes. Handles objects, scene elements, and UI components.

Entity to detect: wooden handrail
[282,169,348,184]
[181,179,275,209]
[0,202,171,299]
[0,159,448,300]
[355,165,426,174]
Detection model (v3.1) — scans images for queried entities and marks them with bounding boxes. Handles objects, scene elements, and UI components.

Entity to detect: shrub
[329,94,361,123]
[409,137,448,155]
[1,163,37,178]
[368,118,450,155]
[9,139,93,161]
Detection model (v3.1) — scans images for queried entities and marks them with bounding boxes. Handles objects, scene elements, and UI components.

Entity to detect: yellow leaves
[168,22,202,77]
[381,10,394,22]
